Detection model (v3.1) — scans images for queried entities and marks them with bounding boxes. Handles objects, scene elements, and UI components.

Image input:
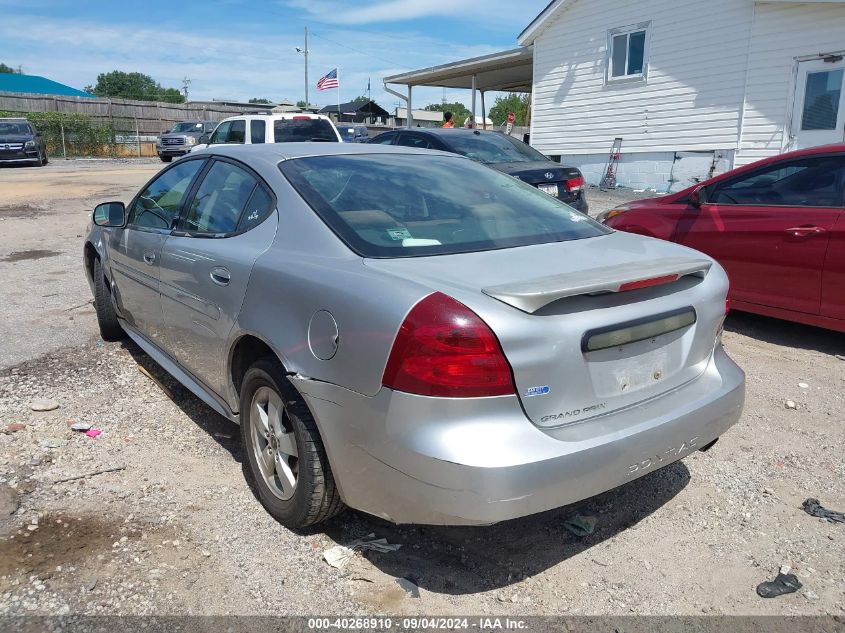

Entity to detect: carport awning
[384,46,533,93]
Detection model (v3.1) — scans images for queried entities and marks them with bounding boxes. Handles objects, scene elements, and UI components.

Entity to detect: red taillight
[565,176,585,192]
[292,115,312,120]
[382,292,515,398]
[618,274,679,292]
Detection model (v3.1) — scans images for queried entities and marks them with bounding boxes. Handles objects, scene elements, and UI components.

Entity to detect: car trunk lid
[365,231,727,428]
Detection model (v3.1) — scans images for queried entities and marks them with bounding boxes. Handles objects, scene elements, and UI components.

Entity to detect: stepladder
[600,138,623,189]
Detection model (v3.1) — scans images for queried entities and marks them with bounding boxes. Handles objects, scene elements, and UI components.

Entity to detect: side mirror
[688,184,709,207]
[93,201,126,227]
[199,134,210,145]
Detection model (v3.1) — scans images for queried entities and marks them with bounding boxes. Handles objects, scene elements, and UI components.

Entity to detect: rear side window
[129,159,204,230]
[183,161,258,234]
[274,118,337,142]
[710,156,845,207]
[251,120,266,144]
[238,185,275,231]
[279,154,608,257]
[446,133,549,164]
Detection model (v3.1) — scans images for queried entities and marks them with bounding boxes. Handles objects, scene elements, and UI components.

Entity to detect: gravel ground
[0,160,843,617]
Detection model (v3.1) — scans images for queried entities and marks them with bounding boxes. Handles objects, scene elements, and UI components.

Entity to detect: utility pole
[296,27,309,109]
[182,77,191,101]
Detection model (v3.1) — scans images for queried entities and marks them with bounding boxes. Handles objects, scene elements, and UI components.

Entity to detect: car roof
[192,142,460,162]
[218,113,332,123]
[386,128,504,138]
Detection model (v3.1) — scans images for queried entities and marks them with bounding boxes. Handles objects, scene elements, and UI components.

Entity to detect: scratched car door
[158,158,278,395]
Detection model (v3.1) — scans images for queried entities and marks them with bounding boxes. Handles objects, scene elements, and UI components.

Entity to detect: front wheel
[240,359,344,528]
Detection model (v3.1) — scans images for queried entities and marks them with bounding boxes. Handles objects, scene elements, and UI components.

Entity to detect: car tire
[159,155,172,163]
[93,257,125,341]
[42,151,48,165]
[240,358,344,529]
[36,151,46,166]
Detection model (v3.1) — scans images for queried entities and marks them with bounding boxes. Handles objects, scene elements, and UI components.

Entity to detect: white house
[519,0,845,191]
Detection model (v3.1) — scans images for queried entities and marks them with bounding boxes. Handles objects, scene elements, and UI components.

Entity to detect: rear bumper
[293,345,744,525]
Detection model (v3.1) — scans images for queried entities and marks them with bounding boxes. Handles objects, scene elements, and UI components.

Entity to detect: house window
[607,23,650,82]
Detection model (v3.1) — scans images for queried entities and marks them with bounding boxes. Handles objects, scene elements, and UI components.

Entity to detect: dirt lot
[0,160,843,617]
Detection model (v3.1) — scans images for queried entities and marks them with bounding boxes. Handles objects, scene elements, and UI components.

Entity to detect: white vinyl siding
[737,2,845,165]
[530,0,753,156]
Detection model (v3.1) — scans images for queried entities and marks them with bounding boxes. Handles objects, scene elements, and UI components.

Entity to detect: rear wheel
[159,154,172,163]
[93,257,125,341]
[240,358,344,528]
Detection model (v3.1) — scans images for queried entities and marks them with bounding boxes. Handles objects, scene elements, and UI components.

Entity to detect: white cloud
[282,0,544,27]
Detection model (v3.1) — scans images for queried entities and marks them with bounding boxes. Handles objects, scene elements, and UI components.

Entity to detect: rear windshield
[279,153,608,257]
[446,132,549,164]
[274,119,338,142]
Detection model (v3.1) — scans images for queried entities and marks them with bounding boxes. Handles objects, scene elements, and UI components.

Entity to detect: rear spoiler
[482,257,712,313]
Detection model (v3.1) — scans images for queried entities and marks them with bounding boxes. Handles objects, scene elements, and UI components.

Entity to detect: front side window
[607,23,649,81]
[370,133,396,145]
[280,154,609,257]
[227,120,246,144]
[128,159,204,230]
[210,121,231,144]
[709,156,845,207]
[183,161,259,234]
[251,119,266,144]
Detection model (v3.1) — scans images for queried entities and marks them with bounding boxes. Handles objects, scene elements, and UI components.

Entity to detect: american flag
[317,68,339,91]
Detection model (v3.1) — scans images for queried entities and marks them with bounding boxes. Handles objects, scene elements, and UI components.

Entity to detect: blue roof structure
[0,73,93,98]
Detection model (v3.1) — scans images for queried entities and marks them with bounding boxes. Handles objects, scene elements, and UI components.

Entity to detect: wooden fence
[0,92,268,136]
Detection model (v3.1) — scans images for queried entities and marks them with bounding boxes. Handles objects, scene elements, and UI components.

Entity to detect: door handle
[142,252,156,265]
[785,226,826,238]
[210,267,231,286]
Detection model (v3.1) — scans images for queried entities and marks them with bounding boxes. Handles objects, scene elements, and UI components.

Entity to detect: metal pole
[471,75,477,129]
[481,91,486,130]
[304,26,309,109]
[60,122,66,158]
[135,115,140,157]
[407,85,413,128]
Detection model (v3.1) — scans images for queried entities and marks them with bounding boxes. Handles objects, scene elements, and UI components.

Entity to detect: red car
[598,144,845,333]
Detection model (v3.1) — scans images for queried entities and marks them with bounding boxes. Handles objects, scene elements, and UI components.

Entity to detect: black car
[369,128,587,212]
[0,118,47,167]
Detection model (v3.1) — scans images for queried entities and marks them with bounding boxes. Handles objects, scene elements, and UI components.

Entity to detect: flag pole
[336,67,341,123]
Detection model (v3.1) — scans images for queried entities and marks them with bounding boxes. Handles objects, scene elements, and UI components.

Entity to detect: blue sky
[0,0,549,111]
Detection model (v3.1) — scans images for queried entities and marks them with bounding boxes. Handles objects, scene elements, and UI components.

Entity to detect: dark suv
[157,121,218,162]
[0,118,47,166]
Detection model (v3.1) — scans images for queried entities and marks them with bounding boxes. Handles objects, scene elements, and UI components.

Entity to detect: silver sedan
[83,143,745,528]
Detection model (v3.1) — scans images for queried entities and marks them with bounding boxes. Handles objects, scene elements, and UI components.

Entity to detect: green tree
[489,93,530,126]
[249,97,272,104]
[86,71,185,103]
[423,101,470,127]
[0,63,20,74]
[351,95,370,105]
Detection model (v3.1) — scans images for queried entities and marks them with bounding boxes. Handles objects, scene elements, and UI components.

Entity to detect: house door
[791,57,845,150]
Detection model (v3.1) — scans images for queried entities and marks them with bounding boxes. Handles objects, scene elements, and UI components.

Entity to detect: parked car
[156,121,218,162]
[598,144,845,333]
[192,113,342,152]
[369,128,588,212]
[0,118,47,166]
[83,143,743,528]
[339,124,369,143]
